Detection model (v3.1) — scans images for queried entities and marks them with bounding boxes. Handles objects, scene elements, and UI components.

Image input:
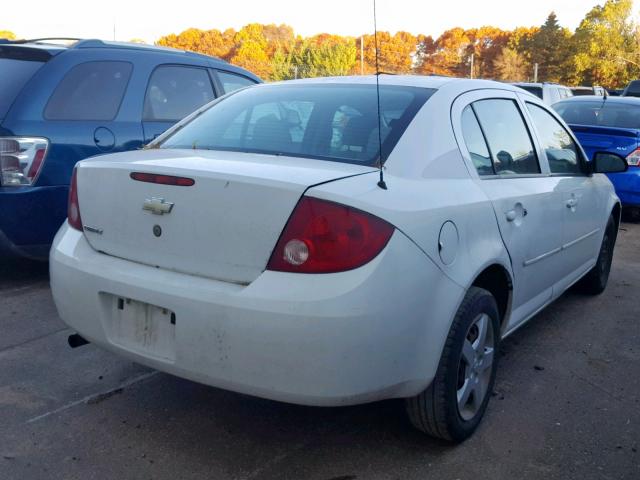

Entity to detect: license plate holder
[104,294,176,362]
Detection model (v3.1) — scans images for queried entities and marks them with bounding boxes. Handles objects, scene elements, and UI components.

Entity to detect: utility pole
[470,53,474,79]
[534,63,539,83]
[360,36,364,75]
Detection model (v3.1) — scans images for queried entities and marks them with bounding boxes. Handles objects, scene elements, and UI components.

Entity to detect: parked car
[512,82,573,105]
[607,89,623,97]
[622,80,640,97]
[571,85,606,96]
[0,38,261,259]
[51,76,626,443]
[553,96,640,217]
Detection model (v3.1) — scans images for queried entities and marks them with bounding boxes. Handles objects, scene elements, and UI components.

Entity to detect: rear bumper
[0,185,68,259]
[50,224,464,406]
[608,168,640,207]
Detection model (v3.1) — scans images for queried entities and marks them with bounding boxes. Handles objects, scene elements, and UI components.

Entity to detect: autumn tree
[494,47,527,81]
[0,30,16,40]
[360,31,418,74]
[417,27,471,76]
[157,28,235,60]
[466,27,511,79]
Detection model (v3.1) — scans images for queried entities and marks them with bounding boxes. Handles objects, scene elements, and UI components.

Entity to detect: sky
[3,0,639,43]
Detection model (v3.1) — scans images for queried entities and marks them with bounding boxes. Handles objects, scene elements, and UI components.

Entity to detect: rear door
[142,64,218,143]
[453,90,565,329]
[524,101,604,290]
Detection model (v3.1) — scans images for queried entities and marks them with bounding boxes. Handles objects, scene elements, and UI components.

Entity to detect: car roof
[1,38,226,64]
[267,75,524,92]
[0,38,261,81]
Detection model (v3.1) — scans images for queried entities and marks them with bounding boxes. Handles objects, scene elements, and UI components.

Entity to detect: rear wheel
[578,215,616,295]
[405,287,500,443]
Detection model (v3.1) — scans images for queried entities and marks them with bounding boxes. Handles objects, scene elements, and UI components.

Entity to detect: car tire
[578,215,617,295]
[405,286,500,443]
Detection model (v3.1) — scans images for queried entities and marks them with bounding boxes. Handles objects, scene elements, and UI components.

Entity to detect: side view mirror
[591,151,628,174]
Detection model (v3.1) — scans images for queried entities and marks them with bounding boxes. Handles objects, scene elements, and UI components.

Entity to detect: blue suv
[0,38,261,259]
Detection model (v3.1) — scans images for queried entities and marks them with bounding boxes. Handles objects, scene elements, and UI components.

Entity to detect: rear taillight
[267,197,394,274]
[0,137,49,186]
[626,148,640,167]
[68,168,83,231]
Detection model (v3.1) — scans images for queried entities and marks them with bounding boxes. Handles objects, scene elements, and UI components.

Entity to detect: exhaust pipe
[68,333,89,349]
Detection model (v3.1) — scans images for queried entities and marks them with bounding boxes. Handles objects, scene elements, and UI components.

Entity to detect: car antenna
[373,0,387,190]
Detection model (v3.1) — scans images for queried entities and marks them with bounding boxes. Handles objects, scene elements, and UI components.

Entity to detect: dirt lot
[1,223,639,480]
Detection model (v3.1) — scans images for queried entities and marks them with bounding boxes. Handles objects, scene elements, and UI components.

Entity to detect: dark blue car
[0,38,261,259]
[553,96,640,216]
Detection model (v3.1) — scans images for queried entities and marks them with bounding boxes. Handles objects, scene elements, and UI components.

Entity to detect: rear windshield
[624,81,640,97]
[0,58,44,119]
[517,86,543,99]
[158,84,434,165]
[554,101,640,129]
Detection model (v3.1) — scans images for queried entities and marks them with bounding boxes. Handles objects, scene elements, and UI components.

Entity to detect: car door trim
[562,228,601,250]
[523,247,562,267]
[524,227,600,266]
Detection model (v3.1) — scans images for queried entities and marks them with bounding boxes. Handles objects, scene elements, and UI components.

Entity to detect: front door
[523,101,603,293]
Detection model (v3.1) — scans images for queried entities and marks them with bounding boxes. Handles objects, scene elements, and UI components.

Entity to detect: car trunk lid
[76,149,376,284]
[569,124,640,159]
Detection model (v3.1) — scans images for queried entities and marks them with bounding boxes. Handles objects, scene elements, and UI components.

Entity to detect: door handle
[566,198,578,209]
[506,209,517,222]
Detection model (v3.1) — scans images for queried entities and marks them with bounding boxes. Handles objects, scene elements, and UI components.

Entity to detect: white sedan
[50,76,627,442]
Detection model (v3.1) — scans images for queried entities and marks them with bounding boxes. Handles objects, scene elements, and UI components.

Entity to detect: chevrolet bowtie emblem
[143,197,174,215]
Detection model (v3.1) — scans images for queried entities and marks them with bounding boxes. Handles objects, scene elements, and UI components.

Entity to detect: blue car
[553,96,640,215]
[0,38,261,259]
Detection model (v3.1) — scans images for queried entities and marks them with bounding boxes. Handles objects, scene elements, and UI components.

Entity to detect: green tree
[571,0,640,87]
[528,12,573,82]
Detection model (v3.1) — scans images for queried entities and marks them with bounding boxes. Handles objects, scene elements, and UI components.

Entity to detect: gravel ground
[1,222,639,480]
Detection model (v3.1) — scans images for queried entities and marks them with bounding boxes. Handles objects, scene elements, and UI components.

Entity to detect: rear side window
[527,103,582,174]
[144,65,215,122]
[0,58,45,119]
[216,71,257,94]
[45,61,132,120]
[461,106,493,176]
[473,99,540,175]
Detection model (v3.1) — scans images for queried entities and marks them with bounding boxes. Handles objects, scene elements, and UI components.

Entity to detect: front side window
[216,71,257,94]
[527,103,582,175]
[158,84,434,166]
[144,65,215,122]
[461,106,493,176]
[45,61,132,120]
[473,99,540,175]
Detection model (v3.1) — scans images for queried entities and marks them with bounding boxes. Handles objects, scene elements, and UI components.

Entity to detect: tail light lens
[68,168,83,231]
[0,137,49,186]
[626,148,640,167]
[267,197,394,274]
